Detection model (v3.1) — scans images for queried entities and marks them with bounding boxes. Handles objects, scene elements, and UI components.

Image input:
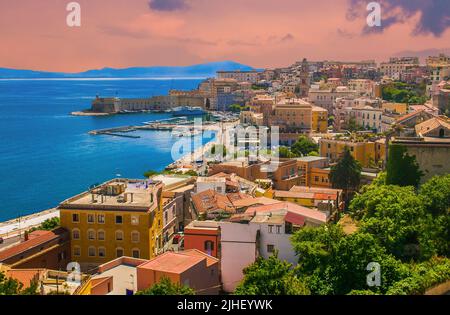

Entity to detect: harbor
[88,114,238,139]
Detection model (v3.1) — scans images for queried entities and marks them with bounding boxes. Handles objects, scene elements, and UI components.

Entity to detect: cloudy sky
[0,0,449,72]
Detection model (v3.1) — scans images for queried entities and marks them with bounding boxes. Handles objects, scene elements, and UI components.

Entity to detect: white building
[218,222,259,293]
[196,177,226,194]
[217,70,259,84]
[308,86,356,114]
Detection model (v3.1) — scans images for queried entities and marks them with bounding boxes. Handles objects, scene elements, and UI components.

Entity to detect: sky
[0,0,449,72]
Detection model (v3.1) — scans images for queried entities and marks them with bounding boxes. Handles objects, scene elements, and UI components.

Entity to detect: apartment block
[58,179,164,271]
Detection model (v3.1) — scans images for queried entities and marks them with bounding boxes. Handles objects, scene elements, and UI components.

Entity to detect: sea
[0,78,213,222]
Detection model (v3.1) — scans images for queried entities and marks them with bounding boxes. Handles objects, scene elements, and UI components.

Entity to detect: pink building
[137,249,220,295]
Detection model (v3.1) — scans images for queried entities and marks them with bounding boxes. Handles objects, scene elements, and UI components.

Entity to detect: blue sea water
[0,78,210,221]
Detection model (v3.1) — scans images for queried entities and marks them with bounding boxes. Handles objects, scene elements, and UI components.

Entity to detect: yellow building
[382,102,408,115]
[58,179,164,271]
[319,138,385,168]
[309,168,332,188]
[312,106,329,133]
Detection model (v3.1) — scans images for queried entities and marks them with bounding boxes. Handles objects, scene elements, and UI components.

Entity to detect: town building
[2,266,89,295]
[308,86,356,114]
[319,137,386,168]
[136,249,220,295]
[272,185,343,215]
[91,95,206,114]
[245,202,328,263]
[0,228,70,270]
[208,159,302,191]
[184,221,221,258]
[415,117,450,138]
[391,137,450,183]
[217,70,259,84]
[295,156,330,186]
[269,98,313,133]
[58,179,164,271]
[217,221,259,293]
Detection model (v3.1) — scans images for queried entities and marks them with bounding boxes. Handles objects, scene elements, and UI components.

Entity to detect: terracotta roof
[232,197,279,208]
[245,201,327,223]
[0,228,67,262]
[138,249,218,274]
[191,189,254,214]
[6,269,46,288]
[274,191,315,199]
[415,117,450,136]
[289,186,342,195]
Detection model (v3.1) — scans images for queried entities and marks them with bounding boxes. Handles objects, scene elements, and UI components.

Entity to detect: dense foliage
[241,174,450,295]
[329,148,362,203]
[235,253,310,295]
[386,144,423,187]
[229,104,250,112]
[291,136,319,157]
[29,217,60,233]
[382,82,427,104]
[0,272,38,295]
[135,277,195,295]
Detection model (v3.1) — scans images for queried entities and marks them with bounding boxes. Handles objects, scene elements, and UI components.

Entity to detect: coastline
[0,122,226,238]
[0,208,59,239]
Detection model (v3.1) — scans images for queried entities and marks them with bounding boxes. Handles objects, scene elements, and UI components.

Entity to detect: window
[72,229,80,240]
[116,248,124,258]
[268,225,274,233]
[276,225,282,234]
[98,230,105,241]
[88,247,96,257]
[132,249,140,259]
[131,215,139,225]
[267,245,275,253]
[88,229,96,240]
[116,230,124,241]
[115,215,123,224]
[73,246,81,257]
[87,214,95,224]
[131,231,140,243]
[97,214,105,224]
[72,213,80,223]
[204,241,214,254]
[98,247,106,258]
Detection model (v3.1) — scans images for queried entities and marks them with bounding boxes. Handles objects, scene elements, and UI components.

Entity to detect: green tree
[28,217,60,233]
[349,184,438,261]
[386,144,423,187]
[135,277,195,295]
[235,253,310,295]
[184,170,198,177]
[419,175,450,216]
[210,144,227,157]
[0,272,38,295]
[291,136,319,156]
[329,148,362,205]
[418,175,450,256]
[143,170,160,178]
[278,147,296,158]
[291,225,408,295]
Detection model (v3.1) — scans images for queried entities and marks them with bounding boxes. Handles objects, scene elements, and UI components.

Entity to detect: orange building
[0,228,70,270]
[208,159,301,191]
[136,249,220,295]
[184,221,221,258]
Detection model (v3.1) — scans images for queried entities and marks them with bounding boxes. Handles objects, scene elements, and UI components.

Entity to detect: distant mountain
[0,61,255,79]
